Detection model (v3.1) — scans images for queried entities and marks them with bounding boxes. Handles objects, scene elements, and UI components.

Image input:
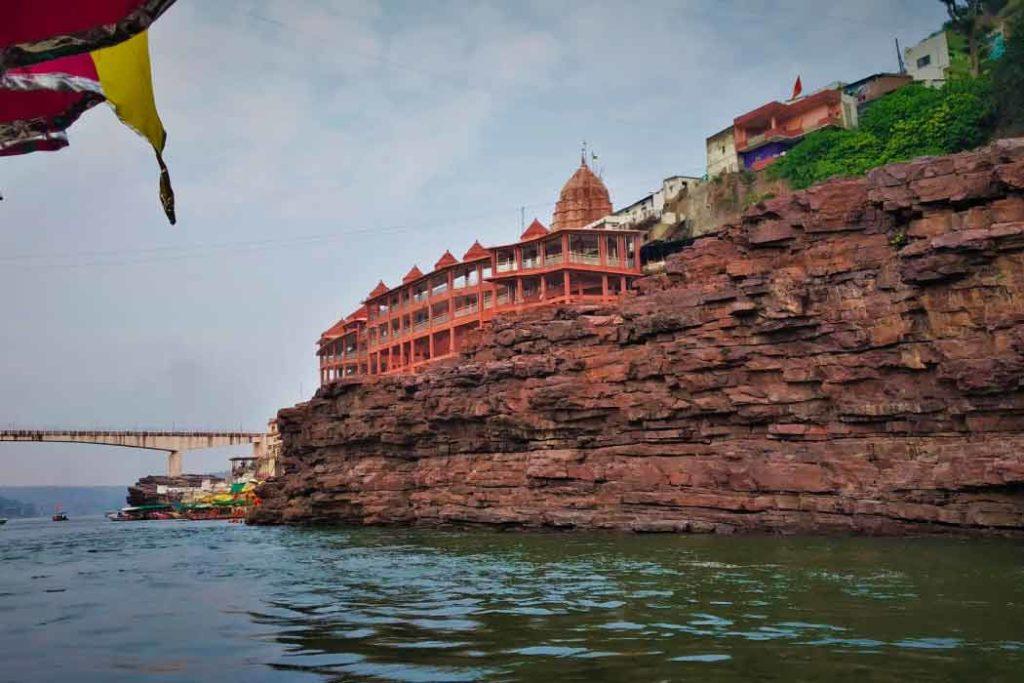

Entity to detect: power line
[0,200,554,269]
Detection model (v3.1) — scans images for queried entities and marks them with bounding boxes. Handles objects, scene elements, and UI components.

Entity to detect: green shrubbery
[769,16,1023,190]
[768,78,994,189]
[992,16,1024,135]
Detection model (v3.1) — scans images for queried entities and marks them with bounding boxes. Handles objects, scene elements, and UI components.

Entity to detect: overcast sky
[0,0,947,485]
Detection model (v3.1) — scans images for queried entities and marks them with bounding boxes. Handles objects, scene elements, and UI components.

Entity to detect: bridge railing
[0,429,263,438]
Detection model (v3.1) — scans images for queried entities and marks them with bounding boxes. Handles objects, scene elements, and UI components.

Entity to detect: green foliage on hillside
[768,79,995,189]
[992,16,1024,135]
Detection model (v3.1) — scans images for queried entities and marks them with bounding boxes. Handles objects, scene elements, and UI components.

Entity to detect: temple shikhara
[317,158,644,383]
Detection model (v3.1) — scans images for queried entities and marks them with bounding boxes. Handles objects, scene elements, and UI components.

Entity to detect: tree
[942,0,987,76]
[991,15,1024,135]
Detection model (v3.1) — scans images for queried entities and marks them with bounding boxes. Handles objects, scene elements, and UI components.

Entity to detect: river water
[1,517,1022,682]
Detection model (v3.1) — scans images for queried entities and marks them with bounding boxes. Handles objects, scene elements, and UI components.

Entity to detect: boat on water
[52,506,69,522]
[107,504,177,521]
[0,517,8,525]
[106,501,248,522]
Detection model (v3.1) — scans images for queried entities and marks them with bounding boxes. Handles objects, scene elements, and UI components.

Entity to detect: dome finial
[580,139,588,167]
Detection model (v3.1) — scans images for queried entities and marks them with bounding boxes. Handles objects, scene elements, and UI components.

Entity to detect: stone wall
[253,140,1024,535]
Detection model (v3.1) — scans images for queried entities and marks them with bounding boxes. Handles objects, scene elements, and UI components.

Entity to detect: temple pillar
[167,450,182,477]
[602,275,608,298]
[563,270,570,299]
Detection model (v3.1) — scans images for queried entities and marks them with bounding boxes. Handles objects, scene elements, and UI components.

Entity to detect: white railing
[496,261,516,273]
[544,254,563,265]
[454,304,479,318]
[432,314,449,325]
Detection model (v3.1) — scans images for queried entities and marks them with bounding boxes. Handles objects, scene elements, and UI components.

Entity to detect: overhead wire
[0,200,554,269]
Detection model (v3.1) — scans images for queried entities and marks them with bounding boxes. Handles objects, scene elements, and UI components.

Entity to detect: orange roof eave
[362,251,493,303]
[735,89,839,128]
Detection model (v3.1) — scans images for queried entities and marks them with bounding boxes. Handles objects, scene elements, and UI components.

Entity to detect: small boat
[52,505,69,522]
[0,517,8,525]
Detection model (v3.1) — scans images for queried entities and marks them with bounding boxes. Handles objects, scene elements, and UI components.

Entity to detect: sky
[0,0,948,485]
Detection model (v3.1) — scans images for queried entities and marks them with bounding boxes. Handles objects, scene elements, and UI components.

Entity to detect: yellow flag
[91,31,175,224]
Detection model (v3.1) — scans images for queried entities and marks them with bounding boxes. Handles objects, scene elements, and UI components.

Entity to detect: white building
[605,175,699,233]
[705,126,739,179]
[905,31,951,87]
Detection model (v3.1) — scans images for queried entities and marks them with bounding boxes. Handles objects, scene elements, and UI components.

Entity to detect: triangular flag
[0,30,175,224]
[792,75,803,100]
[92,31,175,224]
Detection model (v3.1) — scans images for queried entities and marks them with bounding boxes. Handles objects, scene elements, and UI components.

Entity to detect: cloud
[0,0,949,484]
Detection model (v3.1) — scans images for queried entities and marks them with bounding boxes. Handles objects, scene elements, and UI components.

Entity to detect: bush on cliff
[992,16,1024,135]
[769,78,995,189]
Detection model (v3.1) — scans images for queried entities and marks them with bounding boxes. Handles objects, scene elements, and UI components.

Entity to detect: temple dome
[551,160,613,230]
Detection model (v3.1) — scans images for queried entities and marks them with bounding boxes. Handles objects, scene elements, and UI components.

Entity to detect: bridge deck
[0,430,265,476]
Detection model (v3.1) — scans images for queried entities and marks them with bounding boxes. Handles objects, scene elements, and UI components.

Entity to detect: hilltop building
[842,73,913,110]
[255,419,281,479]
[607,175,700,239]
[317,159,644,384]
[733,87,858,171]
[705,82,858,175]
[705,126,739,179]
[905,31,952,86]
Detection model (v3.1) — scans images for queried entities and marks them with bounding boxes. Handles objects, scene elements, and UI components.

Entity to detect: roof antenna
[581,140,587,166]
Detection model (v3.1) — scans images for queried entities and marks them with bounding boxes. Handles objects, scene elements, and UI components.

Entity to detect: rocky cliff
[254,140,1024,535]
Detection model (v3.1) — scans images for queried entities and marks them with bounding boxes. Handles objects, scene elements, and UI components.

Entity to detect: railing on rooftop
[568,252,601,265]
[454,303,479,318]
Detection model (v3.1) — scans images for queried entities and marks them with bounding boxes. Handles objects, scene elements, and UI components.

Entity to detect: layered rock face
[254,141,1024,535]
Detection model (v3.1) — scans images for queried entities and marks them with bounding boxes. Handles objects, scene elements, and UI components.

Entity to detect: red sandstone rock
[253,141,1024,536]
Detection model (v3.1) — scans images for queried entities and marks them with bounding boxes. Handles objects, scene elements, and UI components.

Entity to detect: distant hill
[0,486,127,517]
[0,494,37,518]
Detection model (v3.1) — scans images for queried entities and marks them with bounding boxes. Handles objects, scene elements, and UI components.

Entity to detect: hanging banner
[0,30,175,223]
[0,0,177,70]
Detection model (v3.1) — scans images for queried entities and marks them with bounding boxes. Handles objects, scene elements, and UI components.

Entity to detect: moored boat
[52,506,69,522]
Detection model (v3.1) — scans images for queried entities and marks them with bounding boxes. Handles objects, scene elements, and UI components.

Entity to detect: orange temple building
[317,159,643,385]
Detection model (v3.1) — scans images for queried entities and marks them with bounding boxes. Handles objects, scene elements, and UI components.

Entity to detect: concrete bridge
[0,430,264,476]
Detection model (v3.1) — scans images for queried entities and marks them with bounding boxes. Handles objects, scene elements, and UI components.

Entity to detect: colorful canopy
[1,20,176,223]
[0,0,177,70]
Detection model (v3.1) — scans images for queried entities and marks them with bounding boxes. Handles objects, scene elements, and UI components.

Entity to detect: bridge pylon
[168,450,182,477]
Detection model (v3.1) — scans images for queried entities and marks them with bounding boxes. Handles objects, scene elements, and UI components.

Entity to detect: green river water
[1,517,1022,681]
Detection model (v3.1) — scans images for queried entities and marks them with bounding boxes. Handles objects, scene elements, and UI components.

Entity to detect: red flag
[792,75,803,100]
